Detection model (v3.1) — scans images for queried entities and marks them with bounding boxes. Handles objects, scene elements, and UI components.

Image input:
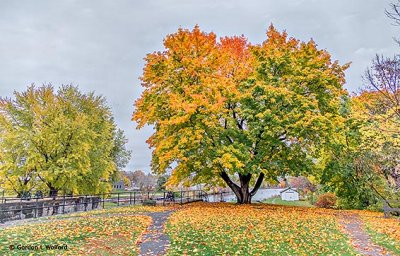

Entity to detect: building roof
[280,187,298,194]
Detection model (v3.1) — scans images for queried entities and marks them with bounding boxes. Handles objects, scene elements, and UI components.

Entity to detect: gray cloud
[0,0,398,173]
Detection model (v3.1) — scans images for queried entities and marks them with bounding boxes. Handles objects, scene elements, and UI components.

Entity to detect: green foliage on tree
[0,85,131,197]
[318,3,400,209]
[319,99,380,209]
[156,175,169,192]
[319,91,399,209]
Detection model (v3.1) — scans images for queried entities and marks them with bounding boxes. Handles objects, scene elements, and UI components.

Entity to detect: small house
[280,187,299,201]
[113,180,125,190]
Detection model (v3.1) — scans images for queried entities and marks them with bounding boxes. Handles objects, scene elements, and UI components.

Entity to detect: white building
[112,180,125,190]
[280,187,299,201]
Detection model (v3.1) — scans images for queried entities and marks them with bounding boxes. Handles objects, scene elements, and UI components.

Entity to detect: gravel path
[139,211,175,256]
[339,213,391,256]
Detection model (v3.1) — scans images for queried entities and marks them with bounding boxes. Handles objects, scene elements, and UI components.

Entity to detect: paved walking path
[338,213,390,256]
[139,211,175,256]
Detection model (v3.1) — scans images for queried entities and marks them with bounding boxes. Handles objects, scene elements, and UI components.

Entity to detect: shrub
[315,193,337,208]
[143,199,157,206]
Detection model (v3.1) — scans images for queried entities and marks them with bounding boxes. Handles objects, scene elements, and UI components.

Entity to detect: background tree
[131,170,146,188]
[131,170,156,191]
[289,176,316,199]
[133,25,348,203]
[156,175,169,191]
[0,85,130,196]
[357,46,400,195]
[117,171,132,187]
[319,113,382,209]
[319,90,399,209]
[318,2,400,208]
[289,176,316,191]
[112,129,132,170]
[386,1,400,26]
[123,176,131,187]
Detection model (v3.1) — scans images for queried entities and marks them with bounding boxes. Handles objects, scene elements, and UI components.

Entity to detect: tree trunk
[219,172,265,204]
[239,173,251,204]
[49,186,58,198]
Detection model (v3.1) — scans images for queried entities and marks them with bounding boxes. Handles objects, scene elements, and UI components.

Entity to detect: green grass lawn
[262,197,314,207]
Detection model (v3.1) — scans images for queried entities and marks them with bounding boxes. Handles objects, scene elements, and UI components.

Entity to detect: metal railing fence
[0,190,212,223]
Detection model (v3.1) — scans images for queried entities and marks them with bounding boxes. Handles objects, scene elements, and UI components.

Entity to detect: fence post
[129,192,132,205]
[84,195,87,211]
[180,190,183,205]
[63,194,65,214]
[102,194,105,209]
[35,197,38,218]
[117,193,120,206]
[163,191,166,206]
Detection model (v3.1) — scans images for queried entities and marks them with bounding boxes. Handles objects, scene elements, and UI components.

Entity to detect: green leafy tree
[133,26,348,203]
[320,92,399,209]
[156,175,169,192]
[319,126,382,209]
[112,129,132,170]
[0,85,130,196]
[320,1,400,208]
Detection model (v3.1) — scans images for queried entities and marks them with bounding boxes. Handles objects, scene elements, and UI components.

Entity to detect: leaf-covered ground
[47,205,175,219]
[0,215,151,255]
[0,203,399,255]
[262,197,314,207]
[358,211,400,255]
[166,203,357,256]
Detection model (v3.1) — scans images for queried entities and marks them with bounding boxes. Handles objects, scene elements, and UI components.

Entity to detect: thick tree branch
[220,171,240,190]
[219,171,242,200]
[250,172,265,196]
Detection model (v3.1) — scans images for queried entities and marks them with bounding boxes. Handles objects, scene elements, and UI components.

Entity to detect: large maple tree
[133,25,348,203]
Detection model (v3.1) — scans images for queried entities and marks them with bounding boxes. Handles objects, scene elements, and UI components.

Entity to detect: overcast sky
[0,0,398,173]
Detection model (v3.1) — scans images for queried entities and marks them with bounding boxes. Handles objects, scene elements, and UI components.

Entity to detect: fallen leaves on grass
[48,205,175,219]
[358,210,400,254]
[166,203,357,256]
[0,215,151,255]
